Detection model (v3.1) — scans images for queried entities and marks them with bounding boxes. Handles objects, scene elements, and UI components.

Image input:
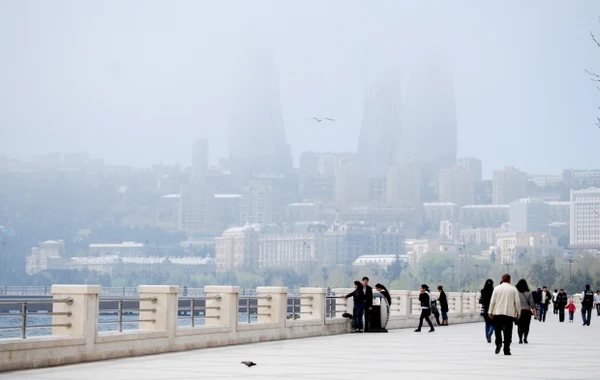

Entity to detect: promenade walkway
[2,314,598,380]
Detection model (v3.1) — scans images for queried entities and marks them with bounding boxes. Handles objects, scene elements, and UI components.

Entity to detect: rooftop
[5,318,597,380]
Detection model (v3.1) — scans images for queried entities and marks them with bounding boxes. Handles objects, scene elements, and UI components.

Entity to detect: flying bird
[305,117,335,122]
[241,361,257,367]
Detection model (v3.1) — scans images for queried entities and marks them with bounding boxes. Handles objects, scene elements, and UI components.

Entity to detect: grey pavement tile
[1,316,599,380]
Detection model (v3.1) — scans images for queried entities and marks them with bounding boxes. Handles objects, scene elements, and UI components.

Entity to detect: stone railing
[0,285,481,372]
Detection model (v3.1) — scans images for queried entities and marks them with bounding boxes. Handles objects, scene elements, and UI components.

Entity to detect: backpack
[583,289,594,305]
[430,297,437,309]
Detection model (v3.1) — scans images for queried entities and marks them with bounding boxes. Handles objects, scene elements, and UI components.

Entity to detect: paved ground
[3,312,599,380]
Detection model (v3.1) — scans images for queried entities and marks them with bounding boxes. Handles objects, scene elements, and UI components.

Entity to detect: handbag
[522,292,536,316]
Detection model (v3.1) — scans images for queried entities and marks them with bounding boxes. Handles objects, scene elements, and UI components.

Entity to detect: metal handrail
[0,297,73,305]
[97,298,157,332]
[0,298,73,339]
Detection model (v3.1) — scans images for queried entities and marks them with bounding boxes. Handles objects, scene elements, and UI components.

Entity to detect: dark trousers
[417,309,434,330]
[493,315,514,353]
[364,307,371,331]
[538,304,548,322]
[569,311,574,321]
[558,306,565,322]
[517,309,532,341]
[581,305,592,325]
[483,313,494,339]
[432,309,441,325]
[352,303,365,330]
[553,301,558,314]
[596,303,600,316]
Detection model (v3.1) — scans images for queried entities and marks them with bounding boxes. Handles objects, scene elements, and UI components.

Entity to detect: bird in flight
[305,117,334,122]
[241,361,257,367]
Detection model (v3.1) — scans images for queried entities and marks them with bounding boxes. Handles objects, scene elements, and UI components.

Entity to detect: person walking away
[532,288,542,320]
[552,289,558,314]
[437,285,449,326]
[489,274,521,355]
[594,290,600,316]
[515,279,534,344]
[430,296,441,326]
[581,284,594,326]
[567,299,576,322]
[362,277,373,332]
[415,284,435,333]
[479,279,495,343]
[556,289,568,322]
[538,286,551,322]
[342,281,366,333]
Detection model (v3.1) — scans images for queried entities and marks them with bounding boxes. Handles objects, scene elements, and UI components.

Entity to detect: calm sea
[0,313,258,339]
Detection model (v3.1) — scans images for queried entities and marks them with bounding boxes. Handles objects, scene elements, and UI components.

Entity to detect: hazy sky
[1,0,599,177]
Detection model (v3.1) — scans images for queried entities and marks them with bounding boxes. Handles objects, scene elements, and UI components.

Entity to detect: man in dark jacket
[362,276,373,332]
[538,286,552,322]
[581,284,594,326]
[556,289,568,322]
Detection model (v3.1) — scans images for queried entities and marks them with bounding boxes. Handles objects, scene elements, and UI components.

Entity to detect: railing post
[298,287,326,322]
[137,285,179,341]
[51,284,101,352]
[450,292,463,316]
[256,286,287,327]
[204,286,239,329]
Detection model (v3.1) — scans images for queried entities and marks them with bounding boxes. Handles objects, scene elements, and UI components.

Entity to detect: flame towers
[228,42,293,185]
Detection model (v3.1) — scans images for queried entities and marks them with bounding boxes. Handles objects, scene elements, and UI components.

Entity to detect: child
[566,299,576,322]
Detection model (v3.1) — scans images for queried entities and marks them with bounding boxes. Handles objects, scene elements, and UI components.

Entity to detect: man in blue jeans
[538,286,551,322]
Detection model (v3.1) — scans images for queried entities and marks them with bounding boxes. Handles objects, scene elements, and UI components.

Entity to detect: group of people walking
[414,284,449,333]
[479,273,598,356]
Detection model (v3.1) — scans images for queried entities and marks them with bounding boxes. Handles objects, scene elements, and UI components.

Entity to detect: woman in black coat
[415,284,435,333]
[375,283,392,306]
[342,280,366,333]
[479,279,494,342]
[437,285,449,326]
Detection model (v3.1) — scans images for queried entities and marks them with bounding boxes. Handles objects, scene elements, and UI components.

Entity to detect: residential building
[334,163,369,204]
[493,232,562,264]
[438,166,474,206]
[423,202,459,231]
[192,139,209,180]
[178,180,212,236]
[386,163,421,205]
[492,166,528,205]
[509,198,549,233]
[456,157,482,183]
[26,240,66,275]
[570,187,600,248]
[214,225,260,272]
[547,201,570,223]
[459,226,507,245]
[240,181,275,225]
[460,204,510,228]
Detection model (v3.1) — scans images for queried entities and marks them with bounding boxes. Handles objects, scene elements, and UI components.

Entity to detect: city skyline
[1,1,599,177]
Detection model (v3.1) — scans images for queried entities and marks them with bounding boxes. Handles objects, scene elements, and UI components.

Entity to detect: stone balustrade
[0,285,482,372]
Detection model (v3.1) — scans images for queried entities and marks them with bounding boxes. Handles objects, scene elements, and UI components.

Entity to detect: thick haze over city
[1,0,598,176]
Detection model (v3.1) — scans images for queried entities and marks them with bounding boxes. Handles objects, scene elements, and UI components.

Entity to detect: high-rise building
[386,163,421,205]
[570,187,600,248]
[492,167,528,205]
[335,163,369,204]
[178,180,212,236]
[240,181,275,225]
[438,166,474,206]
[398,60,457,181]
[228,42,294,186]
[357,81,402,174]
[192,139,209,180]
[509,198,549,233]
[456,157,482,183]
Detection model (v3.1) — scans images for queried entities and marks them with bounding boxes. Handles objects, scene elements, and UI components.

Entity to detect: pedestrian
[479,279,495,343]
[581,284,594,326]
[556,289,568,322]
[552,289,558,314]
[532,288,542,320]
[374,283,391,307]
[437,285,449,326]
[567,299,576,322]
[538,286,551,322]
[362,276,373,332]
[489,274,521,356]
[515,279,535,344]
[414,284,435,333]
[594,290,600,316]
[341,280,366,333]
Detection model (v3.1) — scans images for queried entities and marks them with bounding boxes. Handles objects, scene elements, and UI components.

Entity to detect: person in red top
[566,299,576,323]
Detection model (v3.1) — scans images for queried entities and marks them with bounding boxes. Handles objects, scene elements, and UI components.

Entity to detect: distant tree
[587,19,600,127]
